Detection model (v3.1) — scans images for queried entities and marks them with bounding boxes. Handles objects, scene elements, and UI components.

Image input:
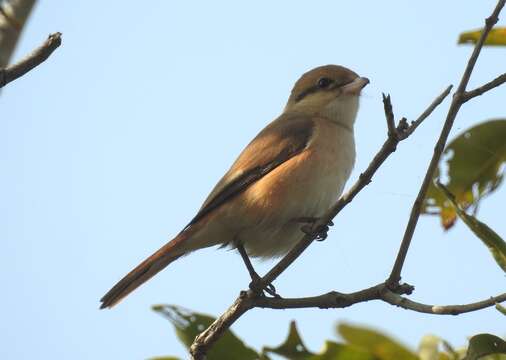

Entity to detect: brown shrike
[100,65,369,309]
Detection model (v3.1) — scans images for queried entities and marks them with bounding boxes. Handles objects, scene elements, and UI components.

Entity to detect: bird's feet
[296,217,334,241]
[235,242,281,298]
[249,274,281,298]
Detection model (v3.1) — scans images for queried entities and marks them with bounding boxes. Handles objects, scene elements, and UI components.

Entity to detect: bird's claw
[314,224,329,241]
[249,275,281,298]
[300,218,333,241]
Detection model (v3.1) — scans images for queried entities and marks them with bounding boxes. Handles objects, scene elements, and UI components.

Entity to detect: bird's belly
[235,128,355,258]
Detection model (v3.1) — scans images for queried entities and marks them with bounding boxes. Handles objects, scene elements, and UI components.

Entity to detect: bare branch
[254,283,413,309]
[387,0,506,289]
[463,72,506,102]
[190,283,505,360]
[190,292,254,359]
[381,291,506,315]
[382,93,397,138]
[0,32,62,88]
[400,85,453,139]
[256,286,505,316]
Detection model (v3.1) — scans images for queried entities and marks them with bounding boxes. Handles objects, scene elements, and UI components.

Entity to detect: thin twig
[189,86,451,359]
[463,72,506,102]
[0,32,62,88]
[381,291,506,315]
[387,0,506,289]
[190,292,254,359]
[401,85,453,139]
[382,93,397,138]
[255,286,505,316]
[254,283,411,309]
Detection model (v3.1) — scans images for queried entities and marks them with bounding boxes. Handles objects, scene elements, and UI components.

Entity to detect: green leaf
[338,323,418,360]
[262,320,315,359]
[262,321,375,360]
[463,334,506,360]
[437,183,506,272]
[152,305,258,360]
[458,27,506,46]
[496,303,506,316]
[423,119,506,229]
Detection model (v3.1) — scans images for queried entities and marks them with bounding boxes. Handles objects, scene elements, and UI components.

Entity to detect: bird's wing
[100,114,315,309]
[183,113,315,230]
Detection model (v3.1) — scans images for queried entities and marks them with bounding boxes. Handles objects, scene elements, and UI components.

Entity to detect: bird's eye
[317,77,332,88]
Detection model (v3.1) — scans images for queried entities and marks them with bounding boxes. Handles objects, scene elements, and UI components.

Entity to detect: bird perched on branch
[100,64,369,309]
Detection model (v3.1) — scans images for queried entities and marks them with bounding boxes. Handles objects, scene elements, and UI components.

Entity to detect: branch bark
[381,291,506,315]
[190,292,254,359]
[386,0,506,288]
[0,32,61,88]
[191,284,505,358]
[256,286,506,316]
[463,72,506,102]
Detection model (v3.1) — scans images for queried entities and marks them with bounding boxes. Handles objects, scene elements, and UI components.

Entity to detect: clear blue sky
[1,1,505,359]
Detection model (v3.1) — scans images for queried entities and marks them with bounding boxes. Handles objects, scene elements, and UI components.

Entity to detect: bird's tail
[100,230,191,309]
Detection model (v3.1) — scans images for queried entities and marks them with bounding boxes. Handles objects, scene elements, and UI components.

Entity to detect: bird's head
[285,65,369,129]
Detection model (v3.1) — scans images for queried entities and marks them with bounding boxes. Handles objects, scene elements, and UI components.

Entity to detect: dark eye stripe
[295,77,355,103]
[295,85,319,102]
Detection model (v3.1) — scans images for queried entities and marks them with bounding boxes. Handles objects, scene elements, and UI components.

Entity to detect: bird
[100,64,369,309]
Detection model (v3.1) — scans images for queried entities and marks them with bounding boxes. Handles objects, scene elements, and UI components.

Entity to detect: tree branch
[255,285,505,316]
[381,291,506,315]
[0,32,61,88]
[382,93,397,138]
[386,0,506,289]
[254,283,411,309]
[401,86,453,139]
[190,292,254,359]
[463,72,506,102]
[190,283,505,359]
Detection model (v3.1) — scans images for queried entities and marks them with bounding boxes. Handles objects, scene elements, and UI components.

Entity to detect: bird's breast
[235,118,356,257]
[286,118,356,218]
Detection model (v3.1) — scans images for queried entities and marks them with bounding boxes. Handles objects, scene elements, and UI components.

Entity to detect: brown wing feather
[183,114,315,230]
[100,114,314,308]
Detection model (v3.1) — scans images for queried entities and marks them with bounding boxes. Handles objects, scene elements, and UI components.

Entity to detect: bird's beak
[342,76,370,95]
